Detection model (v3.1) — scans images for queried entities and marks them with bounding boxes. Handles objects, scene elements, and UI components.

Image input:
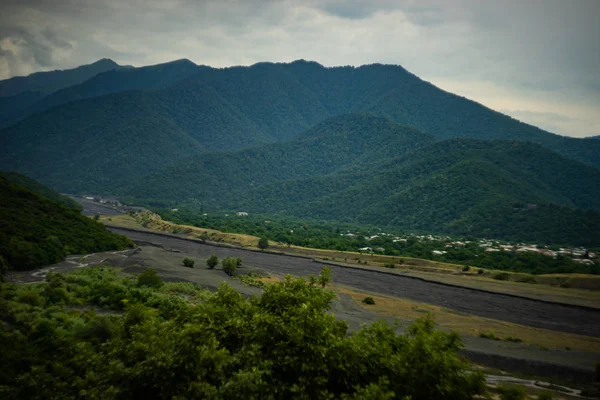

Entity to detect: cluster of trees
[0,175,133,272]
[0,267,486,399]
[157,210,599,275]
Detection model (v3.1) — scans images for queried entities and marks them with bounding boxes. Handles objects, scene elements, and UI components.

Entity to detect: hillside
[114,114,435,201]
[0,175,133,271]
[0,59,121,127]
[1,60,599,182]
[0,92,210,192]
[114,116,600,245]
[0,171,81,210]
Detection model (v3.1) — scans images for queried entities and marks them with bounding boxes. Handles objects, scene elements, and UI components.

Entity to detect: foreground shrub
[182,258,195,268]
[137,268,164,288]
[0,267,486,399]
[383,263,396,269]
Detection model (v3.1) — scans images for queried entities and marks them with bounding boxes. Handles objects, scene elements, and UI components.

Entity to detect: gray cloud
[0,0,598,137]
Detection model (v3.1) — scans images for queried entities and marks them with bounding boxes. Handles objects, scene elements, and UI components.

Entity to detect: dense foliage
[0,58,120,128]
[0,267,486,399]
[0,171,81,210]
[0,176,133,271]
[158,210,599,275]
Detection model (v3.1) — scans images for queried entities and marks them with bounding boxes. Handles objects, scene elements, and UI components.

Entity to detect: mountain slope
[0,171,81,210]
[1,59,598,180]
[0,175,133,271]
[0,92,207,192]
[115,115,600,245]
[116,114,435,201]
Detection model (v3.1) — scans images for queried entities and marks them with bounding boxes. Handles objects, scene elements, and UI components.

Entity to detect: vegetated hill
[115,114,435,202]
[1,59,204,128]
[116,115,600,245]
[231,139,600,245]
[0,171,81,210]
[0,175,133,271]
[1,60,599,186]
[0,92,208,193]
[0,59,121,123]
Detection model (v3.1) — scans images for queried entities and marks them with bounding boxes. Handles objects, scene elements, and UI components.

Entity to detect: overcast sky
[1,0,598,137]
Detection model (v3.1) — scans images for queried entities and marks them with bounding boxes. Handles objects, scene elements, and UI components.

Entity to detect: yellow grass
[332,284,600,353]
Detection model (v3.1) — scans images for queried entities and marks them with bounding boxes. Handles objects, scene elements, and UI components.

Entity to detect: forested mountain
[1,59,204,128]
[0,171,81,210]
[0,91,208,192]
[0,59,121,126]
[1,59,599,174]
[109,115,600,244]
[0,175,133,271]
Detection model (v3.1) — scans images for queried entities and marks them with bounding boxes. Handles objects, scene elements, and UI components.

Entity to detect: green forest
[0,267,485,399]
[0,175,133,272]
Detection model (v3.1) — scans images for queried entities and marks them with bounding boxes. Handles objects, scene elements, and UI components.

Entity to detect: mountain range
[0,58,598,245]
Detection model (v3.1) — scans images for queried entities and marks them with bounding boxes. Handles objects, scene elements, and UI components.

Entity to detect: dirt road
[109,227,600,338]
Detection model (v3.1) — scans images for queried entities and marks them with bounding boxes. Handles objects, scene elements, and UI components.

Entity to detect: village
[347,231,598,265]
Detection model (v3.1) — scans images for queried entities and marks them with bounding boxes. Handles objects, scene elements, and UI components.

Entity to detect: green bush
[363,296,376,305]
[462,265,470,272]
[537,391,553,400]
[478,268,485,274]
[493,272,511,281]
[222,257,240,276]
[182,258,195,268]
[383,263,395,269]
[18,289,41,306]
[497,383,526,400]
[258,237,269,250]
[206,254,218,269]
[137,269,164,288]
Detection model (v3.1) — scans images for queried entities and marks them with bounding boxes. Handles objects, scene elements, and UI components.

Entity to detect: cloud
[0,0,598,137]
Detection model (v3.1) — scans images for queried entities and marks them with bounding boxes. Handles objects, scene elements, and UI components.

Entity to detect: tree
[183,258,195,268]
[318,266,331,288]
[206,254,219,269]
[258,237,269,251]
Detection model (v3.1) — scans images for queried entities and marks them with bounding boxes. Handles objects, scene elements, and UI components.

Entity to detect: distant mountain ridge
[0,58,119,97]
[1,59,598,170]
